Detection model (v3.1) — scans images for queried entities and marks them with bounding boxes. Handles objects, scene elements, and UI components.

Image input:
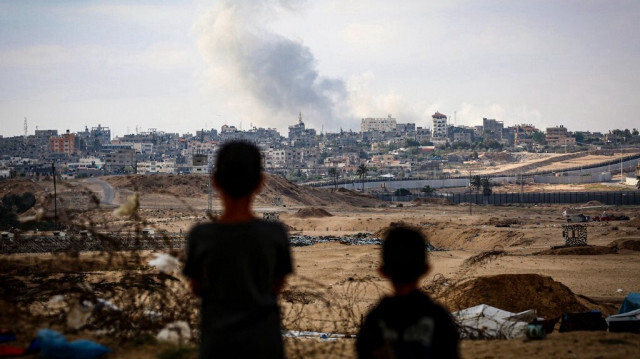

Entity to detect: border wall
[373,191,640,205]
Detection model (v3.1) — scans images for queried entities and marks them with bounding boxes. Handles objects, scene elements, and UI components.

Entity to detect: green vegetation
[394,188,411,196]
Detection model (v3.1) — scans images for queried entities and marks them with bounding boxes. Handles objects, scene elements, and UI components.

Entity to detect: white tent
[606,308,640,333]
[452,304,537,339]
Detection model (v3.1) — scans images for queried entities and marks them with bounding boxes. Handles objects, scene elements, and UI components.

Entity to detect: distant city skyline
[1,1,639,138]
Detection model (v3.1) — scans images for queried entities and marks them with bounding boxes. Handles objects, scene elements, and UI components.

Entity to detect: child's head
[214,141,263,198]
[381,227,429,284]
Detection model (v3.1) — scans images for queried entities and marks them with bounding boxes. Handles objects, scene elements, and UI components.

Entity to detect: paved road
[86,177,115,205]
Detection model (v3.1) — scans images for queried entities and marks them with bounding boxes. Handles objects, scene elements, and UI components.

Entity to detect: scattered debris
[156,321,191,344]
[148,253,181,274]
[452,304,536,339]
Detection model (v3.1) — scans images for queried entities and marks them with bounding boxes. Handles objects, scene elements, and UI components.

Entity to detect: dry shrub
[536,245,617,255]
[295,208,333,218]
[463,246,507,267]
[609,239,640,251]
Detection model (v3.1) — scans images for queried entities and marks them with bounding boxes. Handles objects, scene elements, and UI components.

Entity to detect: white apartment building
[431,112,448,141]
[361,115,397,132]
[136,160,176,174]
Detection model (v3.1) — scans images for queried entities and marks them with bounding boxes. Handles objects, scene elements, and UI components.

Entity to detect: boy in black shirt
[183,141,292,359]
[356,227,459,359]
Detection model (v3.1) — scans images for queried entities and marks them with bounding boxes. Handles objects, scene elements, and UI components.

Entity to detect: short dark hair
[214,141,263,198]
[382,227,428,284]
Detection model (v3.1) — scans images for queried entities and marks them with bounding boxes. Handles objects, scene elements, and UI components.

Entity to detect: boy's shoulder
[374,291,450,318]
[188,219,287,237]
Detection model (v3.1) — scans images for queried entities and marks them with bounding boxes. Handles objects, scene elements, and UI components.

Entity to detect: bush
[2,192,36,214]
[394,188,411,196]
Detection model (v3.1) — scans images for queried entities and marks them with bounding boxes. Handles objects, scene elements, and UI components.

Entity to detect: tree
[328,167,339,190]
[532,131,546,145]
[356,164,369,192]
[394,188,411,196]
[470,175,482,192]
[481,177,493,196]
[421,185,435,197]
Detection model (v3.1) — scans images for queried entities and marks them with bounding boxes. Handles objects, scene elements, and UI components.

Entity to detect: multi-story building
[104,148,136,173]
[361,115,397,132]
[35,130,58,143]
[431,112,448,142]
[514,124,539,146]
[49,131,75,155]
[482,118,503,142]
[396,123,416,132]
[546,126,575,147]
[136,160,176,174]
[288,113,317,147]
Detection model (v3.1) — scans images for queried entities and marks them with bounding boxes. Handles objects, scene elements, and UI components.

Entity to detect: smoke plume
[197,0,348,131]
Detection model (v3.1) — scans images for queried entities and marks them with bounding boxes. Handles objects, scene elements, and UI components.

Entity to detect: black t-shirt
[356,290,459,359]
[183,219,293,359]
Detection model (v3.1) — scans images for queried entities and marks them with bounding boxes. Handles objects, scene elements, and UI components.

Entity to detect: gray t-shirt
[183,219,292,358]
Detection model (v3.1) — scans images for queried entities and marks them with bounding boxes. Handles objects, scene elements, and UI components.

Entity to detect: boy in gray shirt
[184,141,292,358]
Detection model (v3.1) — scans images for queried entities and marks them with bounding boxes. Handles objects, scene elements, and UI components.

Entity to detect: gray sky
[1,0,639,138]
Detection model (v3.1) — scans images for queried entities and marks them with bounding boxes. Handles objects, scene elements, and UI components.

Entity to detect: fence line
[372,191,640,206]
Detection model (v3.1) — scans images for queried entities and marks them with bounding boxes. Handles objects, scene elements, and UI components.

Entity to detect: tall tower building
[431,112,448,141]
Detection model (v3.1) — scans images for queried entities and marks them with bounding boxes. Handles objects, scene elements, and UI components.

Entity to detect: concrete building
[137,160,176,174]
[49,131,75,155]
[431,112,448,142]
[546,126,575,147]
[361,115,397,132]
[104,148,136,173]
[396,123,416,132]
[482,118,503,141]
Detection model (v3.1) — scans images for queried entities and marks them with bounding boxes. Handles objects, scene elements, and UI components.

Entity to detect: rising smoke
[197,0,349,131]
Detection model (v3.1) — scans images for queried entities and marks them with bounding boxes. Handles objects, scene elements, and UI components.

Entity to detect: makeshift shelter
[452,304,536,339]
[618,292,640,314]
[606,308,640,333]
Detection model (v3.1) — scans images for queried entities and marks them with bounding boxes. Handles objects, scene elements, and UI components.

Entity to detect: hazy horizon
[1,1,639,138]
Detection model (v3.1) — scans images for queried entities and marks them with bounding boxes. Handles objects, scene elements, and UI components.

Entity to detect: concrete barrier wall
[534,172,612,184]
[339,178,469,190]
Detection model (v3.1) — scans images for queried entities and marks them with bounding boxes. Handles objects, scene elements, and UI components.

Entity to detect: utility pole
[469,168,473,215]
[520,173,524,207]
[52,162,57,230]
[620,147,623,183]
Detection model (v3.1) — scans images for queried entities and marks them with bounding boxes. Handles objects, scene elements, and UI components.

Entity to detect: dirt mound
[411,198,452,205]
[103,173,384,208]
[260,174,384,208]
[0,179,48,207]
[105,174,210,198]
[626,216,640,227]
[438,274,588,318]
[584,200,605,206]
[609,239,640,251]
[485,217,520,227]
[295,207,333,218]
[372,221,423,238]
[536,245,617,255]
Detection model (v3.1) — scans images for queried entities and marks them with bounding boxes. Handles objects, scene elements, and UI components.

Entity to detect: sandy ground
[2,174,640,358]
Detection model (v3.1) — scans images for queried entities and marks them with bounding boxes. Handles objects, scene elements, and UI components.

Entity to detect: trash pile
[288,234,382,247]
[453,304,536,339]
[288,233,438,250]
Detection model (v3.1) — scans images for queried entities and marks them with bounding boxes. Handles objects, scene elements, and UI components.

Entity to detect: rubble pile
[288,233,438,250]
